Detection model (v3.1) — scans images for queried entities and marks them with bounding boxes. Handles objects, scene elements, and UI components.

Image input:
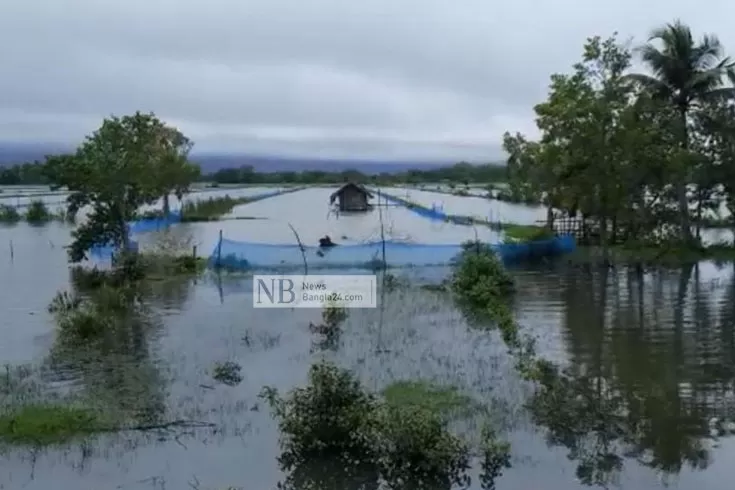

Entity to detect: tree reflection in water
[526,263,735,486]
[44,270,196,430]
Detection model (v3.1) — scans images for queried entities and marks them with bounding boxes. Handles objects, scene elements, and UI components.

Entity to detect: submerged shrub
[24,200,51,224]
[261,361,508,489]
[452,241,515,304]
[377,405,471,489]
[49,283,148,344]
[0,204,21,223]
[212,361,243,386]
[309,301,348,351]
[260,361,381,470]
[451,241,520,347]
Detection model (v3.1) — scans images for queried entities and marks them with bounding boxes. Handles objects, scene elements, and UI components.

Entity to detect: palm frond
[633,20,732,105]
[623,73,670,99]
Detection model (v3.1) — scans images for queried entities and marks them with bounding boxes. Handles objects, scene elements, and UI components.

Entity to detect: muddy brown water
[0,187,734,489]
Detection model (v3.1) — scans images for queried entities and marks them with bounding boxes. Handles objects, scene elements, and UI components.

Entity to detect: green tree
[151,126,199,215]
[627,20,735,244]
[694,100,735,234]
[47,112,196,262]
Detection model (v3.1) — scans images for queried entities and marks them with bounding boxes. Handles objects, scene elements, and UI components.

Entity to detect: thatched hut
[329,183,373,212]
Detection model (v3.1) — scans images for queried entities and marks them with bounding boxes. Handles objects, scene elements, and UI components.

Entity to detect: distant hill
[0,143,70,165]
[188,154,467,174]
[0,143,500,174]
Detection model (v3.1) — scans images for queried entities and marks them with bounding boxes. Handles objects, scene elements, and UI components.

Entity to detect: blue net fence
[208,234,576,272]
[376,192,449,221]
[88,189,289,261]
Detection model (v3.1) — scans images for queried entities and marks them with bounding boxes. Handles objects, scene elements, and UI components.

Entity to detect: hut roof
[329,183,374,203]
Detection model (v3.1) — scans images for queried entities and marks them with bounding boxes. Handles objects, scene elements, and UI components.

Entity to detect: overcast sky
[0,0,732,161]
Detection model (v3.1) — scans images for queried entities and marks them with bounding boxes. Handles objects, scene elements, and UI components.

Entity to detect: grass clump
[503,224,554,243]
[138,253,207,275]
[181,195,253,221]
[309,301,348,350]
[0,204,21,223]
[69,255,204,293]
[48,283,148,345]
[0,404,105,446]
[261,361,510,490]
[212,361,243,386]
[382,380,476,419]
[24,200,52,224]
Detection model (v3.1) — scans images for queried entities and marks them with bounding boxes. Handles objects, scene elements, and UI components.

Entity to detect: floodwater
[0,185,290,214]
[388,186,547,225]
[1,187,735,489]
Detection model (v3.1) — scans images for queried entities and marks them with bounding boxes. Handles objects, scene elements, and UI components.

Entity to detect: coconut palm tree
[627,20,735,244]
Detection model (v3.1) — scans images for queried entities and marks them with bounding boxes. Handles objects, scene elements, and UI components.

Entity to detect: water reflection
[43,273,197,431]
[521,263,735,486]
[2,215,735,488]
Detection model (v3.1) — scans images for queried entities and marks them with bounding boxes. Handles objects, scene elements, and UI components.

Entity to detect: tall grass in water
[181,195,253,221]
[502,224,554,243]
[25,200,52,224]
[0,201,73,225]
[0,204,21,223]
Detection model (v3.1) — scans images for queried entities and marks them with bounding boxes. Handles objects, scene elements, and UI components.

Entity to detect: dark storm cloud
[0,0,733,160]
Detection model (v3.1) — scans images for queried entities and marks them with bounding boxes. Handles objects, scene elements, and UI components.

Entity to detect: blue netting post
[216,229,223,268]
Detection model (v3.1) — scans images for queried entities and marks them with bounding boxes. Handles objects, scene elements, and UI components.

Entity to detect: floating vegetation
[212,361,243,386]
[0,204,21,223]
[0,404,106,447]
[382,380,476,419]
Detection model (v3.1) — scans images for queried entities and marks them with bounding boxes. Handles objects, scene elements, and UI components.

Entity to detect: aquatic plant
[48,283,148,345]
[0,204,21,223]
[24,200,52,224]
[309,301,349,351]
[212,361,243,386]
[382,380,475,419]
[0,404,106,446]
[261,361,510,490]
[181,195,253,221]
[502,224,554,243]
[451,241,517,343]
[321,301,348,327]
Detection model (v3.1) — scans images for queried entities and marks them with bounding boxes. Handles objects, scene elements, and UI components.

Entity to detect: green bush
[0,204,21,223]
[451,241,518,347]
[24,200,52,224]
[261,361,509,490]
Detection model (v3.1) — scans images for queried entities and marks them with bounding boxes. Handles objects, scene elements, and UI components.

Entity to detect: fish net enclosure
[208,235,576,272]
[128,211,182,233]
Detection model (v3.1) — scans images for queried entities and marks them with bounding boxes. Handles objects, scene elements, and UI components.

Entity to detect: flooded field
[1,186,735,489]
[386,186,547,225]
[0,184,291,214]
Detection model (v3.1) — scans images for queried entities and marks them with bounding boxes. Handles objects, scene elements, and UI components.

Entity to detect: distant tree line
[203,161,507,185]
[0,161,49,186]
[0,160,507,187]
